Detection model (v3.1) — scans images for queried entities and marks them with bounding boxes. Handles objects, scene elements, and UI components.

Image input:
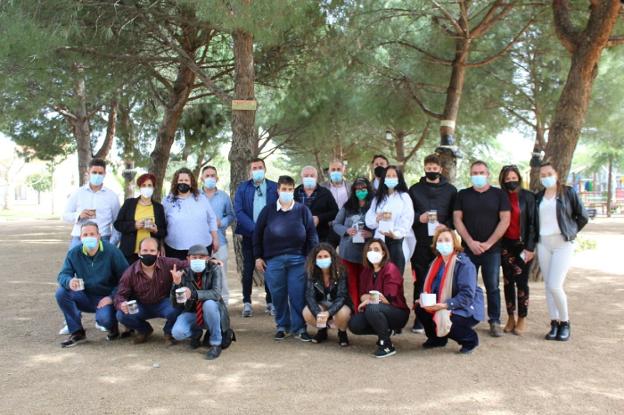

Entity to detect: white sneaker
[242,302,253,317]
[266,303,276,316]
[58,324,70,335]
[95,322,108,332]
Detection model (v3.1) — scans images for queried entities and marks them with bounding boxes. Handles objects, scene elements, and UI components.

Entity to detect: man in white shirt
[63,158,121,250]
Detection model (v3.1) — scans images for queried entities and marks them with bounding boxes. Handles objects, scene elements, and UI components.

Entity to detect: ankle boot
[514,317,527,335]
[557,321,570,341]
[545,320,559,340]
[503,316,516,333]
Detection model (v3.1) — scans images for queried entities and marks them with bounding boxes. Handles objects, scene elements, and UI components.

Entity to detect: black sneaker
[411,320,425,334]
[201,331,211,347]
[205,345,222,360]
[459,345,477,354]
[106,326,120,341]
[312,328,328,344]
[296,331,313,342]
[422,338,447,349]
[61,330,86,348]
[373,340,396,358]
[338,330,350,347]
[274,330,289,341]
[190,331,203,349]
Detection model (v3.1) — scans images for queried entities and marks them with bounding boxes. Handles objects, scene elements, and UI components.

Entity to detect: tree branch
[471,1,515,38]
[431,0,464,35]
[607,35,624,47]
[552,0,580,53]
[379,41,453,65]
[405,120,431,162]
[402,77,444,119]
[94,99,118,159]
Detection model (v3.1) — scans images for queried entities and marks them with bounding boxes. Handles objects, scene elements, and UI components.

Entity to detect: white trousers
[213,244,229,305]
[537,234,574,322]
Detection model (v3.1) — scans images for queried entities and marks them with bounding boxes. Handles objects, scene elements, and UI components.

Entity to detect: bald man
[294,166,339,244]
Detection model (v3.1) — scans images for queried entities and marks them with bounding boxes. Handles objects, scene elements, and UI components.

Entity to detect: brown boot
[503,316,516,333]
[514,317,527,335]
[133,326,154,344]
[163,334,177,347]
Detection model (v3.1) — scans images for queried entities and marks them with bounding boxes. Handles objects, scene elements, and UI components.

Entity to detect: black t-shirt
[454,186,510,252]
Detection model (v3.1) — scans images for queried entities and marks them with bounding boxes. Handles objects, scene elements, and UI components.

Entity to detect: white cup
[420,293,437,307]
[175,288,187,304]
[369,290,381,304]
[316,312,329,328]
[75,278,85,291]
[126,300,139,315]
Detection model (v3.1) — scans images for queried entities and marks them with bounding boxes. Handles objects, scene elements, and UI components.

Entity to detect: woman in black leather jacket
[535,162,588,342]
[302,243,352,346]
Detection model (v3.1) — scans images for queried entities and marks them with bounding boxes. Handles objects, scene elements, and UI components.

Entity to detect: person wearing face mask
[498,165,537,335]
[453,160,510,338]
[370,154,389,190]
[63,158,121,250]
[234,158,278,317]
[348,239,409,358]
[365,166,415,275]
[415,227,485,354]
[55,222,129,347]
[322,159,351,248]
[332,177,374,310]
[302,244,352,346]
[294,166,339,245]
[114,173,167,264]
[201,165,235,304]
[113,238,185,346]
[535,162,588,342]
[171,245,233,360]
[408,154,457,334]
[163,168,219,261]
[254,175,319,342]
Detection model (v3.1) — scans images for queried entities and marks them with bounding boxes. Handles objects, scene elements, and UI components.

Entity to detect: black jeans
[501,238,530,317]
[385,237,405,275]
[242,236,272,304]
[348,303,409,343]
[415,306,479,350]
[410,237,435,306]
[165,244,212,261]
[466,249,501,324]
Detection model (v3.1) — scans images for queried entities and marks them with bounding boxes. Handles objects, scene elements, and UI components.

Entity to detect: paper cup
[175,288,187,304]
[369,290,381,304]
[126,300,139,315]
[75,278,85,291]
[316,312,329,328]
[420,293,437,307]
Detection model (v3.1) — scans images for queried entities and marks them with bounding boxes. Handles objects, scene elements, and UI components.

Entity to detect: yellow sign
[232,100,257,111]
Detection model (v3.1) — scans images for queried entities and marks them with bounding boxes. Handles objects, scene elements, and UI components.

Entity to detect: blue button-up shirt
[252,180,267,223]
[205,189,235,246]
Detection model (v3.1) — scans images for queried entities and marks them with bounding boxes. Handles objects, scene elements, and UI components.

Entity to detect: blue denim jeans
[466,250,501,324]
[265,254,306,334]
[116,298,181,335]
[55,287,116,333]
[171,300,222,346]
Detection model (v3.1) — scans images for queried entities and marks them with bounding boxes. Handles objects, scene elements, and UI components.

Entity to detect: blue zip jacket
[444,253,485,321]
[234,178,278,237]
[57,240,129,297]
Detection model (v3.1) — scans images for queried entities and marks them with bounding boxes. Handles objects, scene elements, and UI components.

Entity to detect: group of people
[55,152,588,359]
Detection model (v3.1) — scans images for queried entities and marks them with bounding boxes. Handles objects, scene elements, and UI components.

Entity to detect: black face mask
[139,254,158,267]
[374,166,386,179]
[177,183,191,194]
[425,171,441,181]
[504,181,520,191]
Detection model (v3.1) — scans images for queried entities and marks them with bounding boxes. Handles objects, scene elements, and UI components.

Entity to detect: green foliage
[26,172,52,193]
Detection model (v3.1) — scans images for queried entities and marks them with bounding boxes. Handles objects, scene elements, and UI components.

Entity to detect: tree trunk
[148,64,196,201]
[607,154,613,217]
[529,125,546,191]
[394,131,406,171]
[72,64,92,186]
[228,29,258,283]
[94,99,118,160]
[118,101,136,199]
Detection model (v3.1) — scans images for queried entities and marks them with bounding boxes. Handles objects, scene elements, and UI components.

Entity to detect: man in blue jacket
[234,158,277,317]
[55,222,129,347]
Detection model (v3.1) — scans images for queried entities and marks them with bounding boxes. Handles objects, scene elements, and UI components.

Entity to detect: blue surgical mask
[471,175,487,188]
[279,191,294,204]
[251,169,265,182]
[204,178,217,189]
[541,176,557,189]
[436,241,454,256]
[89,173,104,186]
[316,257,332,269]
[303,177,317,189]
[385,178,399,189]
[190,259,206,273]
[82,236,98,251]
[329,171,343,183]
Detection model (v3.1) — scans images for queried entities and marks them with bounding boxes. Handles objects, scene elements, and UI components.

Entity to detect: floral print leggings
[501,238,530,318]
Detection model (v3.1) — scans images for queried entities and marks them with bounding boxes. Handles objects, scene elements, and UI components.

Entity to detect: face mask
[471,175,487,188]
[355,189,368,201]
[330,171,343,182]
[436,241,454,257]
[425,171,441,181]
[190,259,206,273]
[177,183,191,194]
[374,166,386,179]
[504,181,520,191]
[82,236,98,251]
[316,257,332,269]
[385,178,399,189]
[139,254,158,267]
[302,177,317,189]
[279,191,294,204]
[367,250,383,264]
[204,178,217,189]
[89,173,104,186]
[251,169,265,182]
[541,176,557,189]
[140,187,154,199]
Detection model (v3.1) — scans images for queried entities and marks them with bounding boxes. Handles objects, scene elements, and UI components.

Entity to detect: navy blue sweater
[253,202,319,260]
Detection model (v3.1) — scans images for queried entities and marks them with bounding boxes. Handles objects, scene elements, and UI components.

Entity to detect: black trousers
[242,236,272,304]
[348,303,409,343]
[415,306,479,349]
[410,237,435,302]
[164,244,212,261]
[385,237,405,275]
[501,238,530,317]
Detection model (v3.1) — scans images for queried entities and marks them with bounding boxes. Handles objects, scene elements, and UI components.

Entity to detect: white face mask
[367,250,383,264]
[140,187,154,199]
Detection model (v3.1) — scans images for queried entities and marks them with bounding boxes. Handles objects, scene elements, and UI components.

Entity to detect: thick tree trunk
[118,101,136,199]
[72,65,92,186]
[148,64,196,200]
[529,125,546,191]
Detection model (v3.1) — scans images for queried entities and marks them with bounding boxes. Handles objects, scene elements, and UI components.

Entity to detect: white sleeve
[393,193,415,238]
[365,199,379,230]
[62,190,80,224]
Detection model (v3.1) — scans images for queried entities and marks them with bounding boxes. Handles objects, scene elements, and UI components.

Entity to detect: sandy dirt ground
[0,218,623,414]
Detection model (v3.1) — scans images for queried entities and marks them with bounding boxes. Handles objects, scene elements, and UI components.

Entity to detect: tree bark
[607,154,613,217]
[118,100,136,199]
[93,99,118,160]
[72,64,92,186]
[529,125,546,191]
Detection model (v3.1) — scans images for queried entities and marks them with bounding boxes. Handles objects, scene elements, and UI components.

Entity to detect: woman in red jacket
[348,239,409,358]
